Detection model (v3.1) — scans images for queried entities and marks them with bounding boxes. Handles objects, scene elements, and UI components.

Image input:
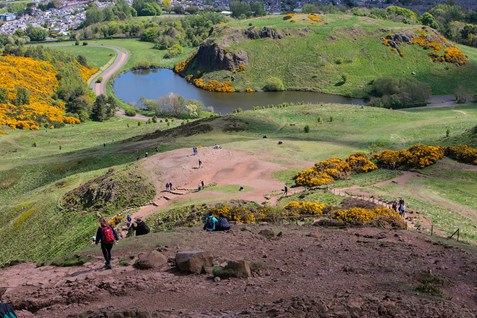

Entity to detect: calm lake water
[113,69,365,114]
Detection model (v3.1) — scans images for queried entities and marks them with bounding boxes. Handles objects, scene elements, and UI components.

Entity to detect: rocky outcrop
[194,39,248,72]
[244,26,283,40]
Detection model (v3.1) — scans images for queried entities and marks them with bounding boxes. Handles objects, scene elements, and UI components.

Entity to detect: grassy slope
[202,14,477,96]
[39,44,116,68]
[0,103,476,265]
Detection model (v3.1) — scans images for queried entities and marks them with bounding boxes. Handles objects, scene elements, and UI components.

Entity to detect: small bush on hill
[125,109,137,116]
[263,77,285,92]
[368,77,431,109]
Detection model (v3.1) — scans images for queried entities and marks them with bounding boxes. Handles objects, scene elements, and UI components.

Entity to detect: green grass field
[39,44,116,68]
[198,14,477,97]
[1,102,476,265]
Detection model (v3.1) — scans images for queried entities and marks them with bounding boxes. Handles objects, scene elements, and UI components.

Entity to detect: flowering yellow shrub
[383,29,467,65]
[411,30,467,65]
[174,52,197,73]
[333,207,402,226]
[0,55,80,133]
[307,14,322,22]
[445,144,477,165]
[285,201,325,215]
[346,152,377,173]
[294,158,352,187]
[78,63,99,81]
[193,78,235,93]
[245,87,254,93]
[374,145,444,169]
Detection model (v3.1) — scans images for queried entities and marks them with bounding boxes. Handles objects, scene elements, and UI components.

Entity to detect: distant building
[0,13,16,22]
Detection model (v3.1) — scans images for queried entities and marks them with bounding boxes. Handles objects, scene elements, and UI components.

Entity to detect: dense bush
[368,77,431,109]
[333,207,406,229]
[263,77,285,92]
[373,145,444,169]
[445,144,477,165]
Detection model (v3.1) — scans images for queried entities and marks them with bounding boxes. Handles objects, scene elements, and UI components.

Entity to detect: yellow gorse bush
[0,55,80,133]
[174,52,197,73]
[445,144,477,165]
[307,14,322,23]
[193,78,235,93]
[333,207,401,225]
[294,153,376,187]
[285,201,325,215]
[373,145,444,169]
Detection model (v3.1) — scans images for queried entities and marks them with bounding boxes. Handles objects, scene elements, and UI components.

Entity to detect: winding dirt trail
[88,46,129,96]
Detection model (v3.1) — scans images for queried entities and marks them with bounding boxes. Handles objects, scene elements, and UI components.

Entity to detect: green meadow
[1,102,476,265]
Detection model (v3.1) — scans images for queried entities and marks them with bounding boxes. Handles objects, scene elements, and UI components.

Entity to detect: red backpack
[101,225,115,244]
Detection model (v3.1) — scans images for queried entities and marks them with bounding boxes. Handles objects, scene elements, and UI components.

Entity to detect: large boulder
[134,250,167,270]
[175,250,214,274]
[193,40,248,72]
[226,260,252,278]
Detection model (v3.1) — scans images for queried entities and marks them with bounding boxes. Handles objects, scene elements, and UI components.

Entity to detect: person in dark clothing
[283,185,288,196]
[133,217,150,236]
[95,217,119,270]
[203,212,218,231]
[216,213,230,231]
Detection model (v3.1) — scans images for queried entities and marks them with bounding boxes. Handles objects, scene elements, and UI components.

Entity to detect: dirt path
[129,147,306,223]
[89,46,129,96]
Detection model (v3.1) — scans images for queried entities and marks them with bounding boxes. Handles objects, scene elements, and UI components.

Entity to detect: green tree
[421,12,439,29]
[14,86,30,106]
[25,25,48,41]
[230,1,251,18]
[91,95,116,121]
[302,4,318,13]
[0,88,8,103]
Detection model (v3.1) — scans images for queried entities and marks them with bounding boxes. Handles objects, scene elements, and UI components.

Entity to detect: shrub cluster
[445,144,477,165]
[333,207,406,228]
[368,77,431,109]
[294,153,376,187]
[373,145,444,169]
[285,201,325,216]
[193,78,235,93]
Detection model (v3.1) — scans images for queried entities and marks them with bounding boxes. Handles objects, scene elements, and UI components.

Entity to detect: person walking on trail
[201,180,205,190]
[203,212,218,231]
[283,185,288,196]
[132,217,150,236]
[95,217,119,270]
[198,159,202,168]
[166,183,169,191]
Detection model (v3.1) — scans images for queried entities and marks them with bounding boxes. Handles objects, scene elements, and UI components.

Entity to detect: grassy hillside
[190,14,477,97]
[0,103,476,265]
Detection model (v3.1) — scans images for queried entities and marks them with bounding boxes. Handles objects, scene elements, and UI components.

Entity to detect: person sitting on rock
[203,212,218,231]
[216,213,230,231]
[132,217,150,236]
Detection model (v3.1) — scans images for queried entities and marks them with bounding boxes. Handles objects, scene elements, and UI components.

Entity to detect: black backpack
[0,303,17,318]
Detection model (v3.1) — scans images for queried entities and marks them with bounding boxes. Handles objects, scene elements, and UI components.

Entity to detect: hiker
[283,185,288,196]
[391,200,398,212]
[201,180,205,190]
[197,183,201,191]
[0,302,17,318]
[126,215,132,228]
[95,217,119,270]
[203,212,218,231]
[155,146,159,153]
[239,186,244,191]
[216,213,230,231]
[198,159,202,168]
[213,144,222,149]
[145,151,148,158]
[132,217,150,236]
[166,183,169,191]
[398,203,406,218]
[169,182,173,190]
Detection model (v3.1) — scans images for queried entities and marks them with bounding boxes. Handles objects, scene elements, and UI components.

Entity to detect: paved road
[89,46,129,96]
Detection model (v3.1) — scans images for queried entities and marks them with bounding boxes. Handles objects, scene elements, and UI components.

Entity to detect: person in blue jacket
[95,217,119,270]
[203,212,218,231]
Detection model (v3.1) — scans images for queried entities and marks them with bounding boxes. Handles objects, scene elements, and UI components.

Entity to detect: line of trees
[229,1,265,19]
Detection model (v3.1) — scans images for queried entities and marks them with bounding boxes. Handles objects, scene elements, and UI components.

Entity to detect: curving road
[89,46,129,96]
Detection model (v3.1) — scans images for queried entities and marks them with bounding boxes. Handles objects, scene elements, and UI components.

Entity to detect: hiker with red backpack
[95,217,119,270]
